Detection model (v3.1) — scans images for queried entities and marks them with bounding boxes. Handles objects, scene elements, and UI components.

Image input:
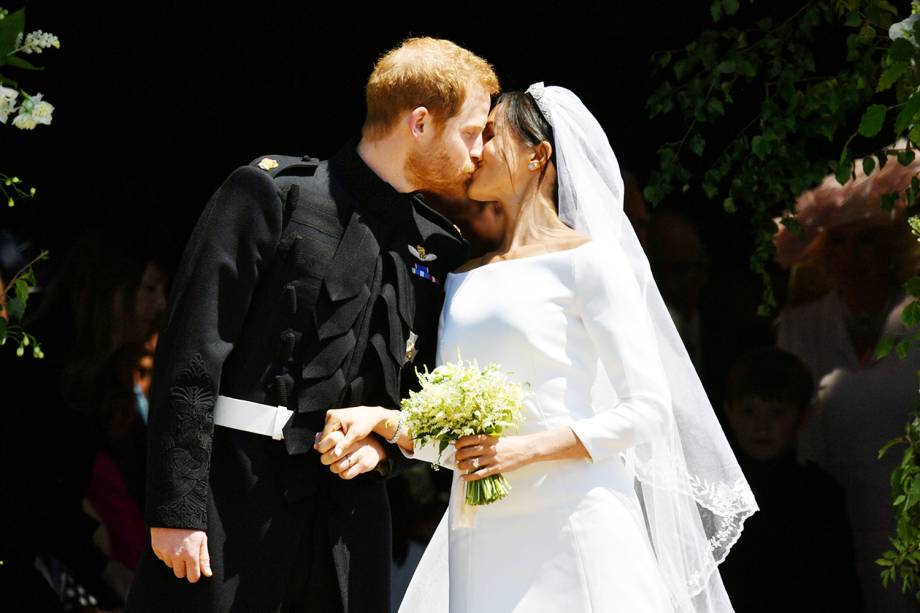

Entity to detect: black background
[1,1,717,255]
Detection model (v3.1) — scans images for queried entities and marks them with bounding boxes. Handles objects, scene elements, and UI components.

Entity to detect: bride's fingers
[456,454,495,472]
[454,444,495,462]
[455,434,497,450]
[316,430,344,457]
[462,463,498,482]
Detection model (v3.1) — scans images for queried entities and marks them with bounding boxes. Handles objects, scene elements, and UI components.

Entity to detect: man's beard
[405,140,475,201]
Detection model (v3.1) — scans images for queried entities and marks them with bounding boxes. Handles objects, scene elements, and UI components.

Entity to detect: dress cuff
[400,438,456,469]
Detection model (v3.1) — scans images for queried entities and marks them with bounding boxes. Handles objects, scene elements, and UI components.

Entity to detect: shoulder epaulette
[249,154,320,178]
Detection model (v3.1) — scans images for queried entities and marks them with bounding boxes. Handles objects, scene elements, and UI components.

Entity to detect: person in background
[718,346,863,613]
[774,148,920,612]
[0,226,170,611]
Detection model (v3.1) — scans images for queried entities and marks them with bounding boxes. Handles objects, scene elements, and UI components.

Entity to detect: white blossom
[890,14,920,45]
[11,93,53,130]
[18,30,60,54]
[0,86,18,124]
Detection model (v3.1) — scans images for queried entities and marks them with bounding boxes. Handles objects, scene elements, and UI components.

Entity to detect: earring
[528,161,538,170]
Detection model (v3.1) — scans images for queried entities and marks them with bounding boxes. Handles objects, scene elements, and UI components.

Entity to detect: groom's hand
[318,430,388,480]
[150,527,212,583]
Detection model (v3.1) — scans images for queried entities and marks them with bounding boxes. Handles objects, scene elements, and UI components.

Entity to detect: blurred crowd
[2,152,920,613]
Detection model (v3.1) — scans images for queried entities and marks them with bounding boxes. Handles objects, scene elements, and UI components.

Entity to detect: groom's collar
[329,138,417,222]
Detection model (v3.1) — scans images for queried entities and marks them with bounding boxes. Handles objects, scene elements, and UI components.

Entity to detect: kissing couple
[127,37,756,613]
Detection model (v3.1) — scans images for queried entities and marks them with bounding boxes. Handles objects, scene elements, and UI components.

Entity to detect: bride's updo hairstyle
[493,91,558,200]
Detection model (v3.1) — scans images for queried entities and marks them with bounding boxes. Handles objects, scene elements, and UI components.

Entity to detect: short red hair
[363,37,500,141]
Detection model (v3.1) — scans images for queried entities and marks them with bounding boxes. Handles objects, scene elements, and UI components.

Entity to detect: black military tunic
[127,141,467,613]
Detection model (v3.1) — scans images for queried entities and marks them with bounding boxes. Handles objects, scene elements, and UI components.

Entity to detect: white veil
[400,84,757,613]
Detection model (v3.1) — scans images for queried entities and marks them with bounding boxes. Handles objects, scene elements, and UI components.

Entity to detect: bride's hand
[455,434,534,481]
[314,405,390,458]
[319,430,388,480]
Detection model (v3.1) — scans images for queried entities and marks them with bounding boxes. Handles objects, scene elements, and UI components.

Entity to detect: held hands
[150,527,212,583]
[455,434,534,481]
[316,429,387,479]
[315,406,390,457]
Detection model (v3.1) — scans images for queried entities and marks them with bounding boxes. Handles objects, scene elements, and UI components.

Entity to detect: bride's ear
[529,141,553,171]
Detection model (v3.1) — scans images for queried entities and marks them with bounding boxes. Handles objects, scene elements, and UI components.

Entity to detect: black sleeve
[144,166,283,530]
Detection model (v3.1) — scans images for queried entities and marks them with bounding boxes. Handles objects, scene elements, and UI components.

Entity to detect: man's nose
[469,134,484,162]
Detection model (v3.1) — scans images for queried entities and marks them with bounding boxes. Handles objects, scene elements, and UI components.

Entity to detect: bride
[314,83,757,612]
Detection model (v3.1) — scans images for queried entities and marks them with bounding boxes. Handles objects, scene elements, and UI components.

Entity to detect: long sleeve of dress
[145,166,283,530]
[569,241,671,463]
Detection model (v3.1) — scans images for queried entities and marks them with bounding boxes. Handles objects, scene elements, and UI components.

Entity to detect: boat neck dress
[401,240,676,613]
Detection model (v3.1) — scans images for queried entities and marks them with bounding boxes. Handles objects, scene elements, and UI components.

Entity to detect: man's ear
[407,106,430,139]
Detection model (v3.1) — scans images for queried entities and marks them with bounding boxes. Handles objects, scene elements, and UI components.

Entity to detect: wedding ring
[471,457,480,470]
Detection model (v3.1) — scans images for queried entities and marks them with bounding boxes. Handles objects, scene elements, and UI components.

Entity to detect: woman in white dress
[316,84,757,612]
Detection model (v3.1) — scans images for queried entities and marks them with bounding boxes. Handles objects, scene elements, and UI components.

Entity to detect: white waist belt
[213,395,293,440]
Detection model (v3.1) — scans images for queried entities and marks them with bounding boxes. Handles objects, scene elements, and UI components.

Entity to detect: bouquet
[401,357,527,505]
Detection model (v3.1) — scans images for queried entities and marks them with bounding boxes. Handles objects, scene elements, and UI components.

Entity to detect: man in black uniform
[126,37,499,612]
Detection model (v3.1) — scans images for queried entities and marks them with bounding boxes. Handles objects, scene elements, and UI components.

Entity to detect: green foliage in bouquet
[401,358,527,505]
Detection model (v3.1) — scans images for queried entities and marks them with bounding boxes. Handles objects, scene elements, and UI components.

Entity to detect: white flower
[11,93,53,130]
[890,13,920,45]
[0,86,19,124]
[18,30,60,54]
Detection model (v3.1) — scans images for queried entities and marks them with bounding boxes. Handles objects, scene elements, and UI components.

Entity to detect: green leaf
[889,38,916,63]
[906,478,920,510]
[899,149,916,166]
[877,0,898,15]
[879,435,903,458]
[689,132,705,156]
[878,64,909,91]
[707,97,725,116]
[836,157,852,186]
[910,126,920,148]
[859,104,887,137]
[905,278,920,297]
[895,94,920,135]
[896,337,912,359]
[845,11,862,27]
[722,0,739,16]
[902,301,920,327]
[717,60,735,74]
[751,135,771,159]
[881,192,900,212]
[0,317,5,344]
[711,1,722,22]
[876,336,896,360]
[14,279,28,307]
[674,58,689,80]
[863,155,876,176]
[1,55,41,71]
[723,196,736,213]
[6,296,24,321]
[0,8,24,57]
[656,51,672,68]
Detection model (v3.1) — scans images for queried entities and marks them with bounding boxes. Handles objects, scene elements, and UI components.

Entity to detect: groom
[126,37,498,613]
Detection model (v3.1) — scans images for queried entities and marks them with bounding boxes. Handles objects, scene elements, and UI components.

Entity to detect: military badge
[411,262,439,284]
[404,331,419,363]
[257,157,279,171]
[409,244,437,262]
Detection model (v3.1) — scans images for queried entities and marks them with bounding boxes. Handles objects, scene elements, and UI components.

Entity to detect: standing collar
[329,138,416,221]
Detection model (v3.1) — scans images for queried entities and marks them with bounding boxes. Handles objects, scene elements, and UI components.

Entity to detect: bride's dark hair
[494,91,557,197]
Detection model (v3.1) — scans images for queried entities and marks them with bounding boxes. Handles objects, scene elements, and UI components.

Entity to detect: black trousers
[128,429,390,613]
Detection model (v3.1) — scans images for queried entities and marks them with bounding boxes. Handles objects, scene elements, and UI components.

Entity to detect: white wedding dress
[401,240,676,612]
